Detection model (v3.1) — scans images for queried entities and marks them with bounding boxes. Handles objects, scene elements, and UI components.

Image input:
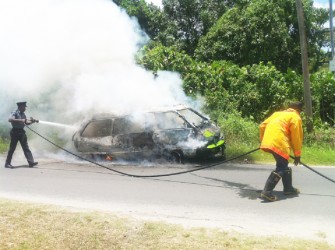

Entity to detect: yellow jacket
[259,108,303,160]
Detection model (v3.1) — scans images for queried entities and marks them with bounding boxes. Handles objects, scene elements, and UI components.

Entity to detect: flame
[105,155,113,161]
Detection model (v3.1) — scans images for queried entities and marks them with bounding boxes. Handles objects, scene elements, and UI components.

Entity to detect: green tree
[113,0,168,42]
[311,70,335,126]
[195,0,328,73]
[138,45,304,122]
[162,0,231,54]
[115,0,328,72]
[306,7,330,72]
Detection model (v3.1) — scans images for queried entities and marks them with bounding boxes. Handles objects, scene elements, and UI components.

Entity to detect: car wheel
[170,150,184,164]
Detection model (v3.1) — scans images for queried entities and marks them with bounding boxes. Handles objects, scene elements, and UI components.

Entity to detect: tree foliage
[116,0,329,73]
[138,45,303,122]
[162,0,229,54]
[113,0,168,42]
[311,71,335,126]
[119,0,332,126]
[195,0,328,72]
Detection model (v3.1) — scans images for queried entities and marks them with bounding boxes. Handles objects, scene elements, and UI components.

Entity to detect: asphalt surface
[1,154,335,245]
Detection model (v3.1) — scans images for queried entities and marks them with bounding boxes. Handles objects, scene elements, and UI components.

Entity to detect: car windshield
[81,119,112,138]
[151,111,185,130]
[178,108,206,127]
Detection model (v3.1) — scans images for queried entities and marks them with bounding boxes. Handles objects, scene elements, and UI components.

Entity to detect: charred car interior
[72,105,225,163]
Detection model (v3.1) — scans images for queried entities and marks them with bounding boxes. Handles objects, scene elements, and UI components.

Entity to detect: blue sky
[314,0,331,8]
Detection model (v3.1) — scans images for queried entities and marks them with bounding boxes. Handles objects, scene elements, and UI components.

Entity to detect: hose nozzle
[30,117,39,123]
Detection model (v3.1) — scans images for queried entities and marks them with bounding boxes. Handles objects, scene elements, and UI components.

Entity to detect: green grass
[225,142,335,166]
[0,138,8,154]
[300,146,335,166]
[219,114,335,166]
[0,199,334,250]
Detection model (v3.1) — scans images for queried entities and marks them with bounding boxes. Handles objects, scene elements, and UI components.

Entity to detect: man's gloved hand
[30,117,39,123]
[294,156,301,166]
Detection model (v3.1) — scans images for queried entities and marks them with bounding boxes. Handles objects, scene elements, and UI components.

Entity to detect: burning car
[72,105,225,163]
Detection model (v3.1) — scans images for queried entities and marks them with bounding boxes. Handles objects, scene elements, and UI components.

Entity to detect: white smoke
[0,0,191,126]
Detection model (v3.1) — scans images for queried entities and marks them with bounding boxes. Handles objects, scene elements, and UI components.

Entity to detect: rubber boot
[4,162,14,169]
[261,171,281,202]
[282,167,300,195]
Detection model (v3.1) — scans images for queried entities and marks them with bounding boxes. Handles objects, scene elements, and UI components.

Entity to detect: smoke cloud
[0,0,191,127]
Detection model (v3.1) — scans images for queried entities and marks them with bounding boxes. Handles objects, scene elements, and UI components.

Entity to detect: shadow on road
[190,173,335,201]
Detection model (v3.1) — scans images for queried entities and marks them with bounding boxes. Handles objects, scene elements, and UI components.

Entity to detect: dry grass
[0,199,334,250]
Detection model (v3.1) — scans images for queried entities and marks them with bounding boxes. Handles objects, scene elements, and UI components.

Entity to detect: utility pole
[330,0,334,58]
[329,0,335,72]
[296,0,313,132]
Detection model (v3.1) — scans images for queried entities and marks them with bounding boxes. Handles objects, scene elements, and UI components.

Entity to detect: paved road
[1,155,335,244]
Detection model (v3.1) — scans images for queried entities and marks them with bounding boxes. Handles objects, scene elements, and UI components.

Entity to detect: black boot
[28,162,38,168]
[261,171,281,202]
[5,163,14,169]
[282,167,300,195]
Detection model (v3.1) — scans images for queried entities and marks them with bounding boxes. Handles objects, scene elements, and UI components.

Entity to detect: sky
[314,0,331,9]
[314,0,333,31]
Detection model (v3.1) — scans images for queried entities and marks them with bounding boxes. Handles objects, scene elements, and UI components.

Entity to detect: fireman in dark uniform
[4,102,38,168]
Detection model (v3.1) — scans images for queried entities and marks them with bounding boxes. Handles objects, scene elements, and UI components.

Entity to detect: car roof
[91,104,189,120]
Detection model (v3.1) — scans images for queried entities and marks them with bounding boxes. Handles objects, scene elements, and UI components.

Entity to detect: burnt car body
[72,105,225,162]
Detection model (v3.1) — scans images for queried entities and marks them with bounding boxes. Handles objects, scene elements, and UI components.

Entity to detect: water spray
[38,120,77,130]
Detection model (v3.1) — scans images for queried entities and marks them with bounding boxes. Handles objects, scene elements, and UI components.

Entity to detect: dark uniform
[5,102,38,168]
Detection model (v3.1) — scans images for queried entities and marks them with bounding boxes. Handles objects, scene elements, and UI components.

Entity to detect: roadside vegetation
[1,0,334,165]
[218,113,335,165]
[0,139,7,154]
[122,0,335,166]
[0,199,333,250]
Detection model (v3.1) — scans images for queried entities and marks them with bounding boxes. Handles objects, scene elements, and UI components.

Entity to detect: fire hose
[290,155,335,184]
[26,126,335,182]
[26,126,258,177]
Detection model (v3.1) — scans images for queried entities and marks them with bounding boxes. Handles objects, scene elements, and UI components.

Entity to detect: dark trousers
[5,128,34,165]
[272,152,289,176]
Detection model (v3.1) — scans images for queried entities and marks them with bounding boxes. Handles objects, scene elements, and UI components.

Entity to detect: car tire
[169,150,184,164]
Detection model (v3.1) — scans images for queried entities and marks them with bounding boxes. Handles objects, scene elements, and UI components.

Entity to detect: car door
[76,119,113,153]
[112,116,155,156]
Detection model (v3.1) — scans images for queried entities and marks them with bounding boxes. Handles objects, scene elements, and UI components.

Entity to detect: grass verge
[224,141,335,166]
[219,114,335,166]
[0,199,334,250]
[0,138,8,154]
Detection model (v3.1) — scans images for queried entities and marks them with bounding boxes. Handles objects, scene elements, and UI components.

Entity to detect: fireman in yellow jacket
[259,101,303,202]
